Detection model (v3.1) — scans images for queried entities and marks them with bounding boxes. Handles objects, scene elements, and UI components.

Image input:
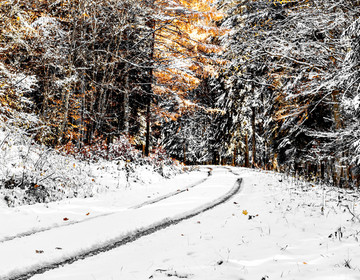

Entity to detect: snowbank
[0,124,184,207]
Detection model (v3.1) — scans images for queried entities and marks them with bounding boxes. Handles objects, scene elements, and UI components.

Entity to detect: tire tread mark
[132,174,210,209]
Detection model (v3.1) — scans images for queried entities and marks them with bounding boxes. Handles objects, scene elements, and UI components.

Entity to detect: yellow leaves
[153,0,223,109]
[271,0,291,5]
[242,210,259,220]
[70,114,81,121]
[0,99,7,107]
[169,114,178,121]
[153,67,200,97]
[69,123,79,128]
[207,108,226,115]
[329,56,337,64]
[159,111,181,122]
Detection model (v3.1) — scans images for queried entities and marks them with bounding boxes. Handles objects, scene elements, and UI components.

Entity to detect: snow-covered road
[2,167,360,280]
[1,167,241,280]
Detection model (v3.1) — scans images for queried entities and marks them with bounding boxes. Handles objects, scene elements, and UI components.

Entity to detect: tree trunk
[320,160,325,181]
[144,8,155,157]
[332,90,342,186]
[145,100,151,156]
[245,133,249,167]
[58,88,70,145]
[294,161,299,179]
[232,146,237,166]
[251,106,256,167]
[183,142,187,164]
[122,76,130,135]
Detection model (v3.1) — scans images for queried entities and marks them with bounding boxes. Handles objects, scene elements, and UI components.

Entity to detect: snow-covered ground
[0,168,208,243]
[1,166,360,280]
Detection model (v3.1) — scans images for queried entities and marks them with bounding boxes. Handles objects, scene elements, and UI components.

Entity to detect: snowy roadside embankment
[0,125,184,207]
[0,168,239,280]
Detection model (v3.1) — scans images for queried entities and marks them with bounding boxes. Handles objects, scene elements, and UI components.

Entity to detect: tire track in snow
[131,168,212,209]
[7,177,242,280]
[224,166,244,177]
[0,169,212,244]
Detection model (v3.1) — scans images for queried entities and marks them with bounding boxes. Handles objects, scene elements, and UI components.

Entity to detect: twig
[0,132,10,148]
[344,204,360,223]
[37,172,56,183]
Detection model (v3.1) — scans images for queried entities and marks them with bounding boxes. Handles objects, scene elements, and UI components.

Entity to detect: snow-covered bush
[0,126,96,206]
[0,127,183,207]
[60,136,141,162]
[59,136,182,178]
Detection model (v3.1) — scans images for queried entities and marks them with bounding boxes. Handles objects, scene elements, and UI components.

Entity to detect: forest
[1,0,360,189]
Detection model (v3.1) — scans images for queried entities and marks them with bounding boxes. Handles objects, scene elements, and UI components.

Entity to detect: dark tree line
[209,0,360,187]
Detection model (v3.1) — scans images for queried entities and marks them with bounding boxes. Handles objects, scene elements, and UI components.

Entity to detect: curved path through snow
[1,167,241,280]
[0,168,212,244]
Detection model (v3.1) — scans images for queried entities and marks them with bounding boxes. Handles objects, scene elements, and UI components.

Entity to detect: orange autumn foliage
[153,0,225,114]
